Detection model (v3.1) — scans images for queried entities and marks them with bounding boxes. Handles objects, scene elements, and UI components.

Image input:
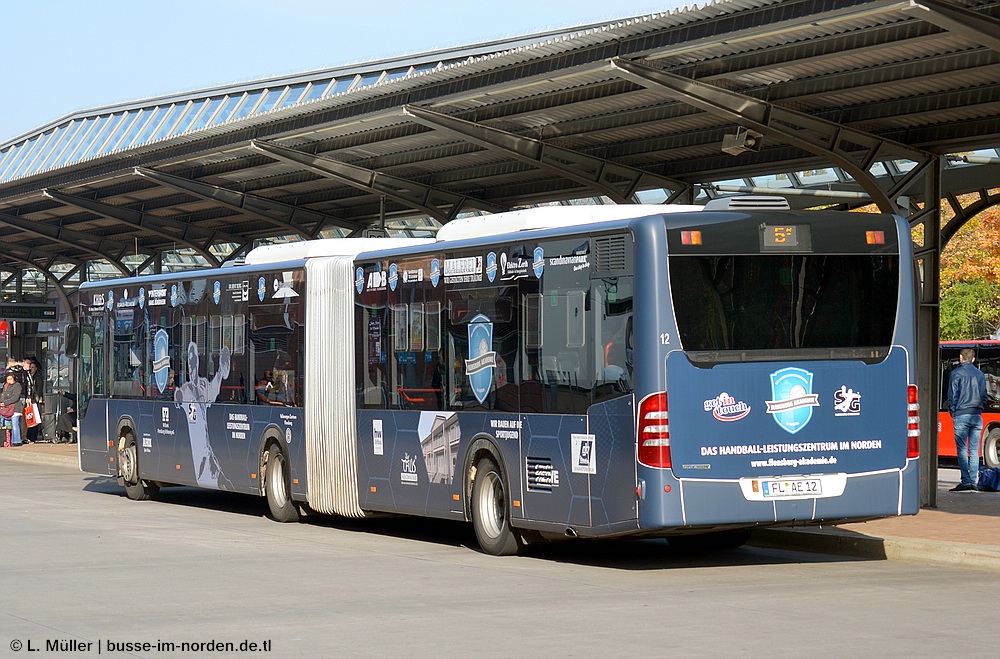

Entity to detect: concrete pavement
[3,441,997,570]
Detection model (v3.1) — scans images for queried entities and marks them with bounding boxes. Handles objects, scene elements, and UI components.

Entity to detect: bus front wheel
[471,455,522,556]
[264,443,300,523]
[120,433,158,501]
[983,429,1000,469]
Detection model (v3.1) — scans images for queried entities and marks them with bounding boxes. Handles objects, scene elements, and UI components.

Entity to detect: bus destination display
[760,224,811,251]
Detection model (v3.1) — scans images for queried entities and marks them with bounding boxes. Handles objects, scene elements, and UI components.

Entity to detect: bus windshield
[670,254,899,352]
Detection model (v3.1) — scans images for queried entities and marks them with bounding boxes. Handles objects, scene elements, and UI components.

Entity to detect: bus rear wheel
[119,433,158,501]
[264,443,300,523]
[983,429,1000,469]
[471,455,522,556]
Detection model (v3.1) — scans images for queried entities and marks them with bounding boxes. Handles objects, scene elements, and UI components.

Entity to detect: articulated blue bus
[73,198,919,555]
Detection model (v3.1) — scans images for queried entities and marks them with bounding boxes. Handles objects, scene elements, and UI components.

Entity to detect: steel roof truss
[401,105,687,204]
[43,189,232,266]
[133,167,350,238]
[609,58,935,213]
[249,139,500,222]
[0,209,130,275]
[904,0,1000,54]
[3,259,76,323]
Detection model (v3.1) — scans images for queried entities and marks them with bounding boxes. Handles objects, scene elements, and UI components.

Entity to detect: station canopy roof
[1,0,998,286]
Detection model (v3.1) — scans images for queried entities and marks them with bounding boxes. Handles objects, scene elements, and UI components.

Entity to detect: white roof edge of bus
[245,238,436,264]
[435,204,704,242]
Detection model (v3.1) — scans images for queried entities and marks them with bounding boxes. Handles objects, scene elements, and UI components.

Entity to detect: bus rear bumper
[637,461,919,532]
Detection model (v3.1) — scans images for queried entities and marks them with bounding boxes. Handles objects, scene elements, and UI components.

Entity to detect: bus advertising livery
[72,199,920,555]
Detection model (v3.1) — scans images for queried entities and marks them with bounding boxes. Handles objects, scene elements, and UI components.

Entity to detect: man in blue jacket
[948,348,987,491]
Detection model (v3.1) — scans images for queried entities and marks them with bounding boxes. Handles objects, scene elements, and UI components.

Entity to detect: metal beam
[402,105,689,204]
[43,189,232,266]
[250,140,506,222]
[941,187,1000,246]
[0,210,130,276]
[608,58,936,214]
[904,0,1000,54]
[0,261,77,324]
[133,167,354,238]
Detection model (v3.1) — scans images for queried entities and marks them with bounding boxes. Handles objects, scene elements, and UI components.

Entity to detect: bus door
[71,322,114,475]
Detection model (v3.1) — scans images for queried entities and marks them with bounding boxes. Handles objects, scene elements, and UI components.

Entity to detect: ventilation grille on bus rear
[594,236,627,272]
[703,195,791,210]
[526,457,557,492]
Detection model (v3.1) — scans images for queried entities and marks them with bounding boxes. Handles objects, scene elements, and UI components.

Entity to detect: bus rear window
[670,254,898,351]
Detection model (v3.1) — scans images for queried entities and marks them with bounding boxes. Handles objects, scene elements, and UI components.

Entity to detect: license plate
[761,478,822,498]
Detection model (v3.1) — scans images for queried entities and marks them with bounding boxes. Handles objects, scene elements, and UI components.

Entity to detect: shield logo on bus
[486,252,497,282]
[152,329,170,394]
[766,367,820,434]
[465,314,498,404]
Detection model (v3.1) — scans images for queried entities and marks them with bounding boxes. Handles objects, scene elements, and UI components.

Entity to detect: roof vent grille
[703,195,790,211]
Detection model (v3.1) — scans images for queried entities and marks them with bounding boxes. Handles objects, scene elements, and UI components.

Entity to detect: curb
[750,528,1000,573]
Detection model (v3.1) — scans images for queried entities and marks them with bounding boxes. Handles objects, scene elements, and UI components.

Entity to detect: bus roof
[245,237,435,265]
[434,204,704,242]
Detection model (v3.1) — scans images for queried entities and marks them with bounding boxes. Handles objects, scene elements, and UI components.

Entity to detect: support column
[911,156,942,507]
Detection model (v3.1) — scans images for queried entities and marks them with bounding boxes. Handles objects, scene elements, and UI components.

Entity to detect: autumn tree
[939,197,1000,340]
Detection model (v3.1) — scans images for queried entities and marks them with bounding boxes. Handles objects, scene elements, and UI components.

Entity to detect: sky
[0,0,690,144]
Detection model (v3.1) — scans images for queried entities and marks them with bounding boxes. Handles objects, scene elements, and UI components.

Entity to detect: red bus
[939,340,1000,468]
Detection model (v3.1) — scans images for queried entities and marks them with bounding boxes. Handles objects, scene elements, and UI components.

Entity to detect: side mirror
[65,324,80,357]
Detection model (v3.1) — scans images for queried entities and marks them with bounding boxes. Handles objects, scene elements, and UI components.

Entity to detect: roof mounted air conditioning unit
[703,195,790,210]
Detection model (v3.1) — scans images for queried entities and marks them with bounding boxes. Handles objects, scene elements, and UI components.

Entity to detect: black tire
[983,429,1000,469]
[119,432,159,501]
[471,455,522,556]
[667,529,751,552]
[265,443,300,523]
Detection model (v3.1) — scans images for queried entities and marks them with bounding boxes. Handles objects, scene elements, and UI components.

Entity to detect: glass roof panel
[255,89,283,114]
[383,69,410,82]
[32,126,81,176]
[109,111,149,152]
[301,79,333,103]
[275,83,309,109]
[162,101,194,138]
[328,78,353,96]
[4,135,42,179]
[229,90,265,122]
[21,130,61,176]
[635,188,669,203]
[15,130,58,178]
[127,106,169,148]
[77,114,116,160]
[357,72,383,88]
[88,113,130,161]
[749,173,792,189]
[0,147,15,177]
[796,167,839,185]
[869,162,888,177]
[184,97,223,133]
[713,178,749,189]
[150,103,184,142]
[46,120,86,169]
[206,95,242,127]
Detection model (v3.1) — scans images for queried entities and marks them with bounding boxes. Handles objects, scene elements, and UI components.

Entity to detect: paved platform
[3,441,998,570]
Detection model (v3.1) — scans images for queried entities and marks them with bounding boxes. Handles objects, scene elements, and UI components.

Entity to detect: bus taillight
[907,385,920,458]
[638,393,671,468]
